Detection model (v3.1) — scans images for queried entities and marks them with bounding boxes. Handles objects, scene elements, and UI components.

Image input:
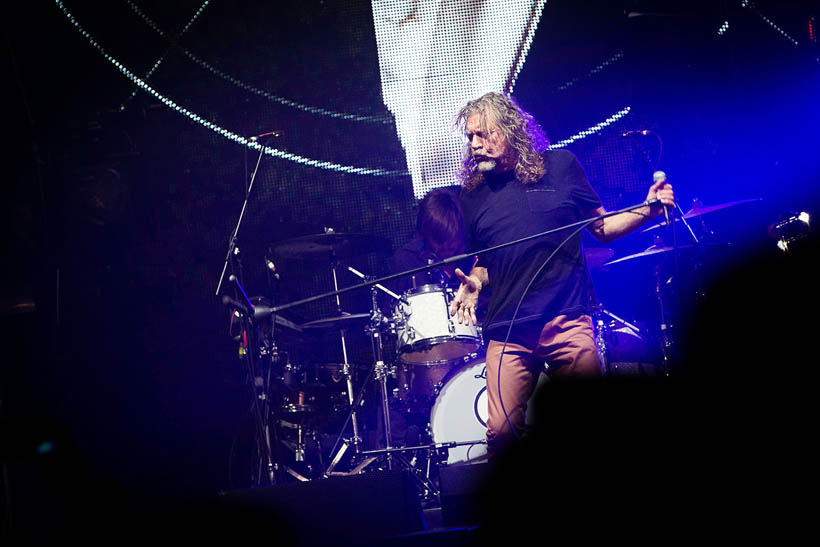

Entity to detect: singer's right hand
[449,268,481,326]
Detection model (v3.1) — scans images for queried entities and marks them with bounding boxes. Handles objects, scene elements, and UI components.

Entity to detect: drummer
[377,187,480,448]
[386,186,477,297]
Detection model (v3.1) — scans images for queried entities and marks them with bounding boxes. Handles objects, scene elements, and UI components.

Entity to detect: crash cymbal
[584,247,614,269]
[643,198,762,232]
[301,312,370,330]
[603,242,729,266]
[272,231,391,259]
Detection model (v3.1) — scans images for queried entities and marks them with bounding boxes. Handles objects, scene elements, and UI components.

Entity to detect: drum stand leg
[594,309,611,376]
[374,357,394,470]
[653,265,674,377]
[331,261,363,455]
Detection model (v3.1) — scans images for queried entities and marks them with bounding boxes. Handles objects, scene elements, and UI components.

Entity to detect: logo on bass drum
[474,386,488,428]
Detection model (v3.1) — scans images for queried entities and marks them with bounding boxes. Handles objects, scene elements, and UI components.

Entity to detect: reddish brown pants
[484,314,600,457]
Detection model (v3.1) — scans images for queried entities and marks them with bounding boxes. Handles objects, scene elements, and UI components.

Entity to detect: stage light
[769,210,812,252]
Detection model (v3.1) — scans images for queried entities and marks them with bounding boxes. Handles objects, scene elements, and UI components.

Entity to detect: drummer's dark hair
[417,187,465,251]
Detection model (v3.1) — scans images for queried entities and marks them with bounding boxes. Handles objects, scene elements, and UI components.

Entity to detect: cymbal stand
[346,266,403,471]
[329,254,363,457]
[339,268,442,501]
[594,304,648,376]
[653,263,674,377]
[370,284,394,470]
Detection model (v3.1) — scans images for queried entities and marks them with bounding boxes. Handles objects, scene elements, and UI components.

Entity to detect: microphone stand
[215,137,269,296]
[631,132,680,377]
[260,200,665,316]
[229,275,277,486]
[215,136,281,486]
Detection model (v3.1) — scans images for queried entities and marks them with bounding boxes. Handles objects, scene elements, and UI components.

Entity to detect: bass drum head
[430,357,549,465]
[430,359,489,465]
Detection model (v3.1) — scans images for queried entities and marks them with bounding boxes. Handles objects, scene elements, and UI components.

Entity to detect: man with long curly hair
[448,92,675,459]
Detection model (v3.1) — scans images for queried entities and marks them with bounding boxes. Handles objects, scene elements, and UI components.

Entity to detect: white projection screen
[372,0,547,198]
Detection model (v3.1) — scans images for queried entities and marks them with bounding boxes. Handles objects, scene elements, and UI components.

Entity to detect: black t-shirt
[460,149,602,340]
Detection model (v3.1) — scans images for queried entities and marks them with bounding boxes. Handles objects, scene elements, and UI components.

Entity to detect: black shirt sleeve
[553,149,602,216]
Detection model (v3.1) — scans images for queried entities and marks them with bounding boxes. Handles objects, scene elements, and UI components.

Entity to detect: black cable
[494,209,656,441]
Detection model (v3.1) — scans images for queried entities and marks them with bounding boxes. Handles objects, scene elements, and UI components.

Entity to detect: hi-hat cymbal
[301,312,370,330]
[603,242,729,266]
[643,198,762,232]
[272,232,391,259]
[585,247,614,269]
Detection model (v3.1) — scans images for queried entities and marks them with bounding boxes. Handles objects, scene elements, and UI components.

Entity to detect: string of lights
[718,21,730,36]
[741,0,799,46]
[548,107,632,149]
[54,0,408,177]
[121,0,212,107]
[56,1,634,182]
[555,51,625,92]
[506,0,548,93]
[125,0,394,124]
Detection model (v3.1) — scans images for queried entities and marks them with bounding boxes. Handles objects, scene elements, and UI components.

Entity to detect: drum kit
[220,196,761,501]
[223,228,490,498]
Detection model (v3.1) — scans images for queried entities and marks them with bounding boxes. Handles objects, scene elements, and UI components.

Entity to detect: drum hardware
[245,205,660,486]
[270,228,392,261]
[641,197,762,233]
[328,265,404,474]
[275,419,323,481]
[222,275,280,487]
[653,263,674,377]
[593,304,650,376]
[300,313,370,330]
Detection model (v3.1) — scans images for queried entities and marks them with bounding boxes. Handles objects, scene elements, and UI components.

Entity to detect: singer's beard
[476,158,497,172]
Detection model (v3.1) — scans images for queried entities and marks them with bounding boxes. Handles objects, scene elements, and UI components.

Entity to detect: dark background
[2,0,818,537]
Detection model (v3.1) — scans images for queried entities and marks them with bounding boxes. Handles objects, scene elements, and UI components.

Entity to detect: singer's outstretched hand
[449,268,482,326]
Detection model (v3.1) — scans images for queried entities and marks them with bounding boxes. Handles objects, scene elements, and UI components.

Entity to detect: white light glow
[373,0,548,198]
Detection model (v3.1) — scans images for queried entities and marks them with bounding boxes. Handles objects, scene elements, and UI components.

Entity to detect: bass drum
[429,357,546,465]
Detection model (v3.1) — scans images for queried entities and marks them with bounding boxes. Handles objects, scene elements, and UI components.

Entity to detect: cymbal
[301,312,370,330]
[584,247,614,269]
[603,242,729,267]
[272,232,391,259]
[643,198,762,232]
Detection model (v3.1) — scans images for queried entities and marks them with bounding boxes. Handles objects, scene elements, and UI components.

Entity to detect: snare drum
[395,284,481,366]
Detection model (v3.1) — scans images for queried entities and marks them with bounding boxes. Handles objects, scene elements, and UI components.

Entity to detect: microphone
[621,129,652,137]
[653,170,670,226]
